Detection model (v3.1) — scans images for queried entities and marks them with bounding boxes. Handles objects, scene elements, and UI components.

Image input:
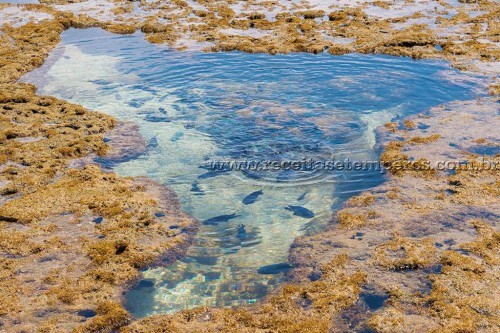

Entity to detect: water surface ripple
[22,28,485,316]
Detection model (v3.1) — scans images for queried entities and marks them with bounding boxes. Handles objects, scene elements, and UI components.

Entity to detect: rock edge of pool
[0,1,498,332]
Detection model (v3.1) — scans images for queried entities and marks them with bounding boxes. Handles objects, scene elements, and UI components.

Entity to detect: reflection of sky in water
[22,28,485,316]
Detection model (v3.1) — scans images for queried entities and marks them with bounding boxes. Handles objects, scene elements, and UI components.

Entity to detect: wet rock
[192,256,218,266]
[94,121,147,167]
[205,271,221,281]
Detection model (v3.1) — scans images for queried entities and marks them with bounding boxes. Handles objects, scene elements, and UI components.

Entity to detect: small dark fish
[285,205,315,219]
[236,224,247,237]
[203,213,240,225]
[198,170,229,180]
[136,279,155,289]
[257,263,293,275]
[154,212,165,218]
[241,240,262,248]
[128,99,146,108]
[242,190,263,205]
[297,191,308,201]
[147,136,159,149]
[236,224,253,241]
[145,114,171,123]
[190,182,204,195]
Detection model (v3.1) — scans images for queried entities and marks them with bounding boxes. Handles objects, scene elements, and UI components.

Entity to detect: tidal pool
[22,28,485,317]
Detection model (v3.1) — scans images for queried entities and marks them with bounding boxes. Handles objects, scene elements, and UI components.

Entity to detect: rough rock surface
[0,0,498,332]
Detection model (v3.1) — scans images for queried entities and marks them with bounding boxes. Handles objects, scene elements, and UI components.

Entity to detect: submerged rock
[146,136,159,149]
[257,263,293,275]
[360,292,388,311]
[170,131,184,142]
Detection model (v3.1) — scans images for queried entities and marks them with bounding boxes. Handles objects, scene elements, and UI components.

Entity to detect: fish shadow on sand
[242,190,263,205]
[203,213,240,225]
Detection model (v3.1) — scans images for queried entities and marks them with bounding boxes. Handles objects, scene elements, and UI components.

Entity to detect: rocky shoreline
[0,0,498,332]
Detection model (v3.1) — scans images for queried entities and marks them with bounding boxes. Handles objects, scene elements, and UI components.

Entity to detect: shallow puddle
[22,28,485,316]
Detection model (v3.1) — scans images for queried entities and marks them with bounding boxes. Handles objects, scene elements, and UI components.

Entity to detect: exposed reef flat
[120,99,499,333]
[0,18,198,331]
[0,85,198,331]
[0,0,498,332]
[290,99,499,332]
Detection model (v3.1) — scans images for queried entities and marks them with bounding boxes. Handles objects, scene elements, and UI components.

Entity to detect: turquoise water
[22,28,485,316]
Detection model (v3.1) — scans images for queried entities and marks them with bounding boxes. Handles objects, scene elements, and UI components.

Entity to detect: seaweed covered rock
[122,254,367,333]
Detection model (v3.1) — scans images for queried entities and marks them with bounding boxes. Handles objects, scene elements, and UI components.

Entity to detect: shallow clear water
[22,28,485,316]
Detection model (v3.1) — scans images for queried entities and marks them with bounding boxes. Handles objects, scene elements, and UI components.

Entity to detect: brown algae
[0,0,498,332]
